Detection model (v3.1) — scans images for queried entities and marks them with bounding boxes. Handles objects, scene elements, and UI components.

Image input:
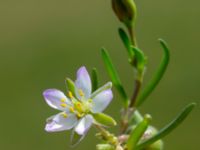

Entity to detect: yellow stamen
[69,107,75,113]
[60,103,67,108]
[88,99,93,103]
[77,113,82,118]
[62,113,68,118]
[76,102,81,108]
[74,102,83,113]
[79,89,84,96]
[60,98,66,103]
[68,91,73,99]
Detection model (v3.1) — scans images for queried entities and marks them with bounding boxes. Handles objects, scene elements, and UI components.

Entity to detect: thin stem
[119,108,132,134]
[95,124,118,146]
[95,124,109,136]
[119,108,143,134]
[127,26,137,47]
[129,78,142,107]
[127,26,143,108]
[119,26,144,134]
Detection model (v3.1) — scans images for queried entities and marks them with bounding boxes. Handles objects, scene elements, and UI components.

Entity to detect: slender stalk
[95,124,118,146]
[119,26,144,134]
[129,78,142,107]
[127,26,137,47]
[127,26,143,108]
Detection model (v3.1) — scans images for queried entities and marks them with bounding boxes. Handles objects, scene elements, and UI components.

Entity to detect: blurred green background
[0,0,199,150]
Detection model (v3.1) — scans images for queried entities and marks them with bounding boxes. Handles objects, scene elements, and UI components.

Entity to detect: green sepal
[127,114,152,150]
[96,144,115,150]
[93,113,117,127]
[136,39,170,106]
[135,103,196,150]
[118,28,134,59]
[65,78,76,95]
[101,48,129,107]
[91,67,99,92]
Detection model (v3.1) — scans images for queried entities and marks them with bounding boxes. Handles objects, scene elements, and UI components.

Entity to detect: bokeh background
[0,0,199,150]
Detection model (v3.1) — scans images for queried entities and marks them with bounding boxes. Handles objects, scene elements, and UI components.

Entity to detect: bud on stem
[112,0,137,28]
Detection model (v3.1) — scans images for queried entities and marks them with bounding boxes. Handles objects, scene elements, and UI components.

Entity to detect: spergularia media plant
[43,1,196,150]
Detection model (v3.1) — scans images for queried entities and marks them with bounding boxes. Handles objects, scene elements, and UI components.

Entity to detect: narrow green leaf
[93,113,117,127]
[101,48,129,107]
[65,78,76,96]
[135,103,196,150]
[91,68,99,92]
[127,114,152,150]
[136,39,170,106]
[118,28,134,58]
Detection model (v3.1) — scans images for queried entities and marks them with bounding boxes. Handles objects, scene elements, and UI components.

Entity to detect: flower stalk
[95,124,118,146]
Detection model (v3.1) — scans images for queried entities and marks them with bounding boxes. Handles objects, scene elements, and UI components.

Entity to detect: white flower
[43,66,113,141]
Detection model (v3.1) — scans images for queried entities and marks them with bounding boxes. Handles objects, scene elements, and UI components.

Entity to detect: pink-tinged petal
[43,89,71,111]
[45,113,78,132]
[75,66,91,99]
[75,115,93,135]
[91,89,113,113]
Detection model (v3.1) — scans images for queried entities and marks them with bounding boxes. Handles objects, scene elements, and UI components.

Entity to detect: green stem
[119,26,144,134]
[127,26,144,108]
[120,108,143,134]
[95,125,118,146]
[129,78,142,108]
[127,26,137,47]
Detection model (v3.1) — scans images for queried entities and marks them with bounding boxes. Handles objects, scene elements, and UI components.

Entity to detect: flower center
[64,90,93,118]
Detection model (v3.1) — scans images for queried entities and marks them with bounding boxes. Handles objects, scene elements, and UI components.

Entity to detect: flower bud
[96,144,115,150]
[112,0,137,27]
[146,140,164,150]
[142,126,164,150]
[116,145,123,150]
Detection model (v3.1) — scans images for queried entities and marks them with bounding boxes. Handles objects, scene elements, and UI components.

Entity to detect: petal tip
[77,66,88,76]
[43,89,56,97]
[45,123,53,132]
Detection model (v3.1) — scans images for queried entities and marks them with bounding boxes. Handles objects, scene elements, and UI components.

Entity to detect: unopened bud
[96,144,115,150]
[146,140,164,150]
[116,145,123,150]
[142,126,164,150]
[112,0,137,27]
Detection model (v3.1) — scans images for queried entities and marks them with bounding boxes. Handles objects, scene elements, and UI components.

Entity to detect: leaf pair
[119,27,170,106]
[102,28,170,107]
[126,103,196,150]
[119,28,146,73]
